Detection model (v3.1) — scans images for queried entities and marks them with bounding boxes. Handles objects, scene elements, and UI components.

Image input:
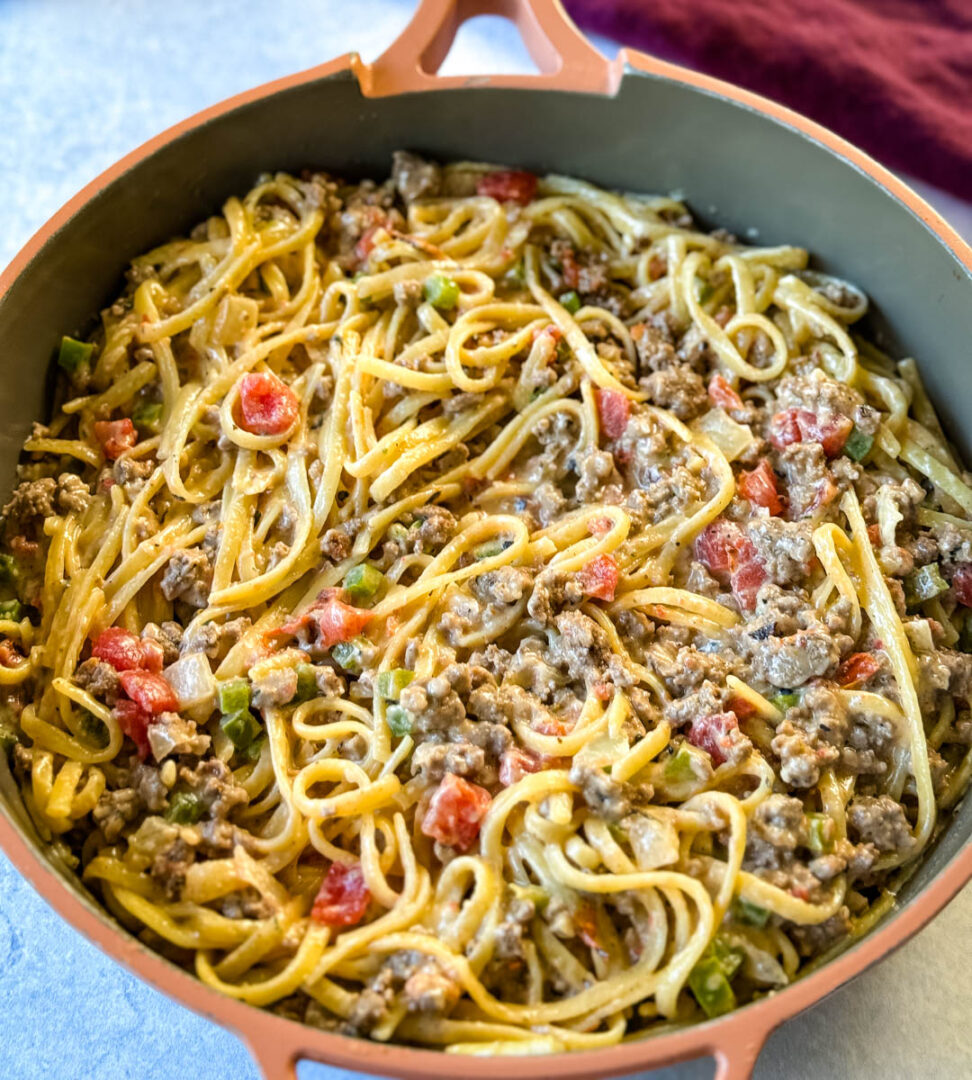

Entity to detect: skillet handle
[712,1025,770,1080]
[353,0,622,96]
[242,1025,773,1079]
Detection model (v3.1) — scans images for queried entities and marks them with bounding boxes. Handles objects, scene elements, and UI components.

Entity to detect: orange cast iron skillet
[0,2,970,1077]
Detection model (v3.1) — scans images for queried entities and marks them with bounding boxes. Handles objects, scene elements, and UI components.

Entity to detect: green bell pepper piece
[377,669,414,701]
[733,897,770,928]
[58,335,94,373]
[0,599,22,621]
[343,563,384,605]
[385,704,412,737]
[218,677,251,715]
[806,812,836,856]
[423,273,460,311]
[663,743,697,784]
[843,424,874,461]
[166,791,204,825]
[292,663,319,703]
[331,639,364,674]
[904,563,949,606]
[220,709,262,751]
[558,290,581,314]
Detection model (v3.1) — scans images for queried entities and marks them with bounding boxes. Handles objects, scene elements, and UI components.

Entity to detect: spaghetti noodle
[1,154,971,1049]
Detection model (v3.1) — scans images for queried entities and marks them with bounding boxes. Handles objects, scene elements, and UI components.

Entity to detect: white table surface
[0,3,969,1078]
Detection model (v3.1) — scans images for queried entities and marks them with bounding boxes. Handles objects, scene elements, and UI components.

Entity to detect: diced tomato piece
[92,627,163,673]
[139,639,165,673]
[730,553,767,611]
[588,517,613,538]
[727,694,758,720]
[836,652,881,688]
[311,861,371,927]
[93,627,142,670]
[354,224,381,263]
[694,520,740,575]
[499,747,544,787]
[769,408,852,458]
[93,419,137,460]
[316,596,371,649]
[578,554,619,602]
[237,372,300,436]
[421,773,492,851]
[768,408,815,451]
[708,374,743,411]
[114,699,151,759]
[806,476,839,517]
[0,640,22,668]
[815,414,854,457]
[118,669,178,716]
[867,523,881,546]
[952,565,972,607]
[594,388,630,439]
[688,711,739,767]
[694,519,766,610]
[648,254,667,281]
[276,589,372,648]
[532,714,570,737]
[476,169,538,206]
[738,459,783,515]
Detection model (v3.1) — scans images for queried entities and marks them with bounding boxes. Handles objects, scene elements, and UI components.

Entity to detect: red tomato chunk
[114,699,151,759]
[594,388,631,439]
[118,669,178,716]
[726,694,758,720]
[836,652,881,687]
[694,519,767,610]
[237,372,300,436]
[694,519,738,575]
[953,565,972,607]
[475,170,538,206]
[92,627,164,673]
[93,419,137,460]
[738,459,783,515]
[688,711,740,767]
[707,374,743,411]
[311,861,371,927]
[276,589,372,649]
[769,408,852,458]
[578,554,619,602]
[499,747,543,787]
[421,773,492,850]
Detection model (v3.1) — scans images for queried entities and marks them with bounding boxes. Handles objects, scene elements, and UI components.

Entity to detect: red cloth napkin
[565,0,972,201]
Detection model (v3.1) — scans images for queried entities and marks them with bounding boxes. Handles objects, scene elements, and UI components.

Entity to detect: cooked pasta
[1,153,971,1050]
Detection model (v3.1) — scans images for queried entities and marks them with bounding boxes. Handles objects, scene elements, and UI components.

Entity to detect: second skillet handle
[353,0,623,96]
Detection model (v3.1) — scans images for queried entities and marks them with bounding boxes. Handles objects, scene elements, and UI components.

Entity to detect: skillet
[0,2,969,1076]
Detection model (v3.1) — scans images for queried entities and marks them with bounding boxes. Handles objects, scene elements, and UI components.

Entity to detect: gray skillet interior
[0,64,969,966]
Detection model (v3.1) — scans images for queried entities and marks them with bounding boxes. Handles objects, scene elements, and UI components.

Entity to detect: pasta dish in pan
[1,155,971,1050]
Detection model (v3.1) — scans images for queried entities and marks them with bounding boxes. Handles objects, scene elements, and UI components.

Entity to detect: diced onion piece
[163,652,216,710]
[148,723,179,762]
[691,408,754,462]
[624,811,680,870]
[574,732,628,770]
[904,619,935,654]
